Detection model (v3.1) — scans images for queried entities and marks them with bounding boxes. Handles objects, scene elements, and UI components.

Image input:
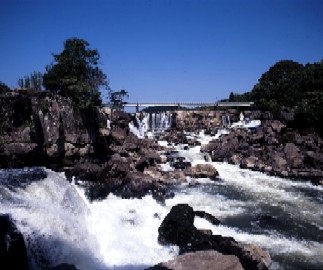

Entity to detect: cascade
[0,117,322,270]
[129,112,173,138]
[221,114,231,128]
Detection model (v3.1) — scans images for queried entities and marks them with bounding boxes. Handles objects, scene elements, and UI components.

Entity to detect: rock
[253,214,283,228]
[236,244,272,270]
[172,157,191,170]
[112,110,131,128]
[240,156,258,169]
[148,250,245,270]
[0,214,29,270]
[72,161,104,181]
[50,264,79,270]
[3,142,38,155]
[194,210,221,225]
[158,204,271,270]
[158,204,196,246]
[270,120,286,133]
[110,127,128,145]
[272,155,287,172]
[136,151,162,172]
[284,143,303,168]
[184,164,219,180]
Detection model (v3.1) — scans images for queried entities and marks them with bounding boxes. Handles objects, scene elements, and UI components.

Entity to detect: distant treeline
[224,60,323,136]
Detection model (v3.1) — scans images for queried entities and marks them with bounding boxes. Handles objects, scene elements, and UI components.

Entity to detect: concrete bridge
[102,101,254,112]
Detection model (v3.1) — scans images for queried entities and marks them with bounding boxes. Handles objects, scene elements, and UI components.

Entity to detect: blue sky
[1,0,322,103]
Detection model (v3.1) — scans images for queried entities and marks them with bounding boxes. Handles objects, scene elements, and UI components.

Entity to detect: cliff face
[0,94,107,168]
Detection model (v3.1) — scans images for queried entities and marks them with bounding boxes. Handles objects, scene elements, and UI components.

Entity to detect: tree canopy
[109,89,129,110]
[0,81,10,94]
[43,38,108,109]
[227,59,323,136]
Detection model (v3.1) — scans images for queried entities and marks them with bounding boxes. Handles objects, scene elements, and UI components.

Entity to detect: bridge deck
[102,101,254,107]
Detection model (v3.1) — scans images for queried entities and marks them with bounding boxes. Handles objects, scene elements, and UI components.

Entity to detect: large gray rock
[148,250,244,270]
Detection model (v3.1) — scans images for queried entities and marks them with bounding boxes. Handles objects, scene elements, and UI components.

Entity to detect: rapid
[0,114,322,270]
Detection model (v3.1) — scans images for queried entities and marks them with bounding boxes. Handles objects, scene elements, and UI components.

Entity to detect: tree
[18,71,43,91]
[43,38,108,109]
[233,59,323,137]
[110,89,129,110]
[250,60,304,111]
[0,81,10,94]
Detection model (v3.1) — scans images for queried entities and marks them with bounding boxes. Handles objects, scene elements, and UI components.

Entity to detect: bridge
[102,101,254,112]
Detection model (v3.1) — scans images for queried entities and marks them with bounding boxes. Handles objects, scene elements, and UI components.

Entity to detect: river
[0,125,322,270]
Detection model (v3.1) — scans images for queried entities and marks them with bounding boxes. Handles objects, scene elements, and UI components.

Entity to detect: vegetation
[109,89,129,110]
[0,81,10,94]
[43,38,108,109]
[227,59,323,136]
[18,71,43,91]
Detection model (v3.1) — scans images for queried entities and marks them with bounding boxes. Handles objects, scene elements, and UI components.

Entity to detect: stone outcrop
[0,94,107,168]
[202,118,323,182]
[158,204,271,270]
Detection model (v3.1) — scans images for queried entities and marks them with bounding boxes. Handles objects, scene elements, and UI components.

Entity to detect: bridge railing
[101,101,254,108]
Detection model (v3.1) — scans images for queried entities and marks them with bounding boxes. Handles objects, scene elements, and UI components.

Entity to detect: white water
[1,162,323,269]
[129,112,172,138]
[1,121,323,270]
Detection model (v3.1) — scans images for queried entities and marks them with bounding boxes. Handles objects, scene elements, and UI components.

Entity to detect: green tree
[110,89,129,110]
[250,60,304,110]
[239,59,323,136]
[43,38,108,109]
[0,81,10,94]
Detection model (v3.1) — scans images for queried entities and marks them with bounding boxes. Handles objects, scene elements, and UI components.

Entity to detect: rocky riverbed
[1,93,323,269]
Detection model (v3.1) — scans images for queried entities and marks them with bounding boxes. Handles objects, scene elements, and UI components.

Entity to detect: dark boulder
[0,214,29,270]
[194,210,221,225]
[158,204,271,270]
[50,264,79,270]
[112,110,131,128]
[158,204,196,246]
[172,157,191,170]
[136,151,162,172]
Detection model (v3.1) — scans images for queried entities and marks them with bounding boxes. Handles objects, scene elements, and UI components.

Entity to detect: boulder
[185,164,219,180]
[158,204,271,270]
[148,250,245,270]
[112,110,131,128]
[284,143,304,168]
[158,204,196,246]
[50,264,79,270]
[194,210,221,225]
[0,214,29,270]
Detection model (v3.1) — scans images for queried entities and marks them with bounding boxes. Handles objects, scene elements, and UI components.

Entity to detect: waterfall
[0,168,105,270]
[129,112,173,138]
[221,115,231,128]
